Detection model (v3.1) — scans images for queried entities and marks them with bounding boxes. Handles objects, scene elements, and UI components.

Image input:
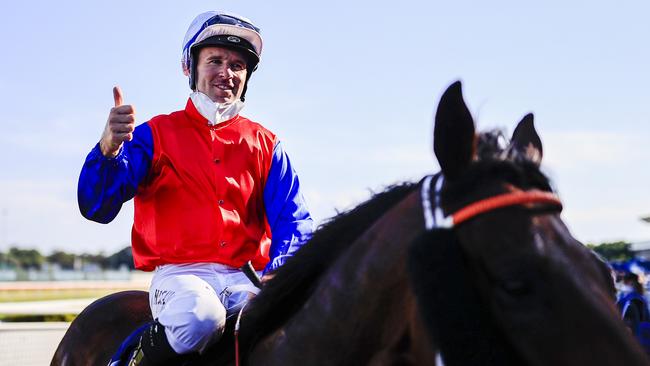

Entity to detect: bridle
[421,174,563,230]
[420,174,563,366]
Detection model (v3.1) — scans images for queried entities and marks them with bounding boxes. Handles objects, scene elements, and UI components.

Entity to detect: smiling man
[195,47,247,103]
[78,11,313,366]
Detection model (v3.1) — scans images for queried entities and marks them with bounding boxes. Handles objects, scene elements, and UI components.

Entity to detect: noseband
[421,174,563,230]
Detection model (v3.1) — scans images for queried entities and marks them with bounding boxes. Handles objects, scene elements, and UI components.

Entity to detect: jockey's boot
[125,321,188,366]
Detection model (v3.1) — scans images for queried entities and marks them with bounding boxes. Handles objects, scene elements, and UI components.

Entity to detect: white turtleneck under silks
[190,91,245,125]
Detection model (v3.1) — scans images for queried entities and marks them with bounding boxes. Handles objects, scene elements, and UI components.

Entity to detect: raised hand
[99,86,136,158]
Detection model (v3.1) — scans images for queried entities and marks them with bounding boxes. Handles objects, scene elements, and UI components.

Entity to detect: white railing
[0,268,132,281]
[0,298,97,315]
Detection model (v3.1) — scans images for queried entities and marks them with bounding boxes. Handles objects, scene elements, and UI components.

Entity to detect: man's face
[195,46,248,104]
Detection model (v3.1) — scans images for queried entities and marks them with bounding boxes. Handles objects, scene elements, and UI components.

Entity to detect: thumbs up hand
[99,86,136,158]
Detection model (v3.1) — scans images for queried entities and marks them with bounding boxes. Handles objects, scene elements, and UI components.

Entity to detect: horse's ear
[511,113,543,165]
[434,81,476,179]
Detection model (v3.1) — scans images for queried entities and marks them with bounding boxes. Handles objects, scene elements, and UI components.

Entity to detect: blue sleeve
[77,123,153,223]
[263,141,314,274]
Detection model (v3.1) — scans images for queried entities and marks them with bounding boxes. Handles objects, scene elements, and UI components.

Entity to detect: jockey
[78,11,314,365]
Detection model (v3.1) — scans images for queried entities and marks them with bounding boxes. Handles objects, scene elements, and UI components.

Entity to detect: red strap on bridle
[234,303,247,366]
[235,330,241,366]
[421,175,562,229]
[451,189,562,226]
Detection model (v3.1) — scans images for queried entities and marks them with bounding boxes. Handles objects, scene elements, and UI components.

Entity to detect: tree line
[0,241,636,270]
[0,246,134,270]
[586,241,634,262]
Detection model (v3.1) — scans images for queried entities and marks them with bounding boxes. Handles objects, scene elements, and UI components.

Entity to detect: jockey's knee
[153,275,227,354]
[168,292,226,354]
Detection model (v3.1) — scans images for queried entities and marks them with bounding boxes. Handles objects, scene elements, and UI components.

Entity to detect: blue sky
[1,0,648,254]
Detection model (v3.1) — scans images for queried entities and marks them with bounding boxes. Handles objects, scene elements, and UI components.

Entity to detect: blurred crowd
[614,268,650,353]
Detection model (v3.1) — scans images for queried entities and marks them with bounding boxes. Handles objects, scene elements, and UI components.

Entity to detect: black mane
[240,182,417,348]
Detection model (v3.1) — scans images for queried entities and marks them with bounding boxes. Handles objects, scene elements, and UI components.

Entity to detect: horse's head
[412,81,648,366]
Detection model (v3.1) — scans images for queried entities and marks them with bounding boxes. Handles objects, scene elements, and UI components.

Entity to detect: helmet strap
[240,70,255,102]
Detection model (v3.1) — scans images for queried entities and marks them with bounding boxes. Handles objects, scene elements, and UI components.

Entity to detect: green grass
[0,287,148,322]
[0,289,118,303]
[0,314,77,322]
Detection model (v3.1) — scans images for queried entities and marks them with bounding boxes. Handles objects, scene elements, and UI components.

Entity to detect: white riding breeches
[148,263,261,355]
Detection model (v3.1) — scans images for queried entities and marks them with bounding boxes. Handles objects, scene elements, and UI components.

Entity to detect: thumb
[113,86,123,107]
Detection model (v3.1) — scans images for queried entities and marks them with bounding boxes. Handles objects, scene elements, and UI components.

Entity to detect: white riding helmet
[181,11,263,100]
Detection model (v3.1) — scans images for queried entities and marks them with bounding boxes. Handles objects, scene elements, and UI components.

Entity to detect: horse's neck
[249,190,428,365]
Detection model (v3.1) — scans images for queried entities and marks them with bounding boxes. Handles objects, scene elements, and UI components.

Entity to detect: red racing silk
[133,100,276,271]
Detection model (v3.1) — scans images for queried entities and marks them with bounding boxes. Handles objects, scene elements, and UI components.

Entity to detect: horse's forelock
[476,130,508,160]
[441,159,553,212]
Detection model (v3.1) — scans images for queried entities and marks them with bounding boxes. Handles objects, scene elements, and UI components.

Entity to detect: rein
[421,174,562,230]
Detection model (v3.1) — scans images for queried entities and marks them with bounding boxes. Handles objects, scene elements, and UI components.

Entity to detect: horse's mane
[240,182,417,348]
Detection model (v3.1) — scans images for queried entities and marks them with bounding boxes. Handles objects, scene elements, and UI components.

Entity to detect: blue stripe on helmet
[183,13,260,56]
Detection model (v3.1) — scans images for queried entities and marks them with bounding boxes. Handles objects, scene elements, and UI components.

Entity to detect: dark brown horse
[53,81,649,366]
[52,291,151,365]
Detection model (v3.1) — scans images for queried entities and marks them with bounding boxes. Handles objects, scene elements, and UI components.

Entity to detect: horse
[52,81,649,366]
[52,291,151,365]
